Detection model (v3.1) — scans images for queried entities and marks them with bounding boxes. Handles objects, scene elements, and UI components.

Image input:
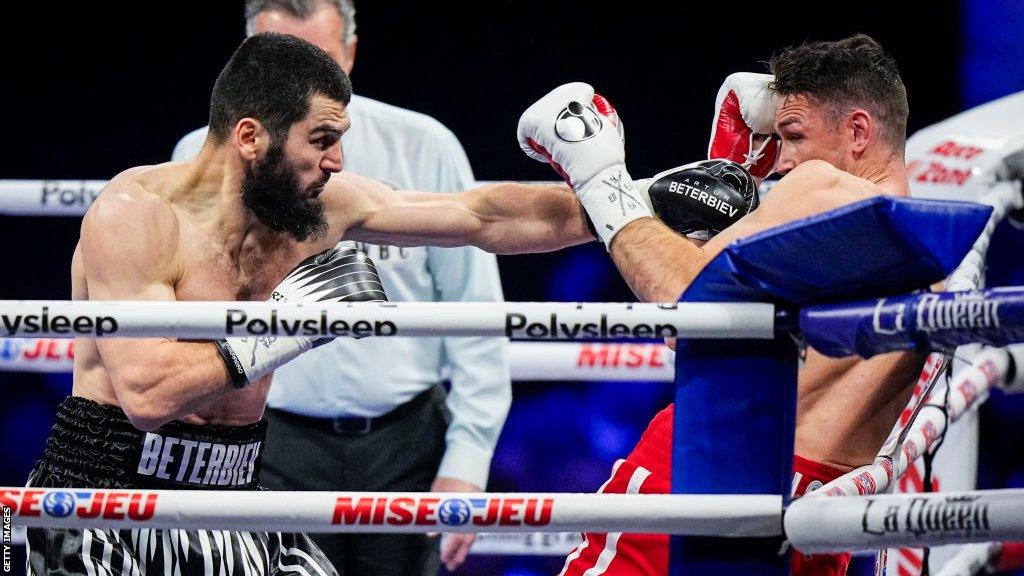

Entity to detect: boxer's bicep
[341,186,484,247]
[343,177,594,253]
[320,172,469,246]
[458,182,595,253]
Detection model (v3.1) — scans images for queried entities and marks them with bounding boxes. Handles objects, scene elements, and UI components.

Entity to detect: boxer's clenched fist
[518,82,652,248]
[708,73,780,180]
[216,246,387,388]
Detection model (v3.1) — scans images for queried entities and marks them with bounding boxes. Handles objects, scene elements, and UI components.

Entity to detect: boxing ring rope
[0,180,104,216]
[0,179,548,217]
[0,340,675,382]
[0,300,775,339]
[0,489,781,536]
[784,489,1024,553]
[5,289,1024,350]
[6,486,1024,554]
[946,180,1022,293]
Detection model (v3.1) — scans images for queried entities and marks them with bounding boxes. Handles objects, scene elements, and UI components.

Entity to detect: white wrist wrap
[219,335,313,388]
[576,165,653,248]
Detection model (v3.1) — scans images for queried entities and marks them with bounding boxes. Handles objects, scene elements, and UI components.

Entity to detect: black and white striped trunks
[24,396,338,576]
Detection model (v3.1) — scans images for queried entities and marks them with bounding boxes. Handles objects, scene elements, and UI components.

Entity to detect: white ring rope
[0,180,104,216]
[508,342,674,381]
[10,526,585,559]
[784,489,1024,554]
[0,338,74,373]
[0,340,676,382]
[0,488,781,537]
[0,179,550,217]
[9,511,584,557]
[8,486,1024,555]
[444,532,582,556]
[10,525,25,546]
[0,300,776,340]
[946,180,1023,292]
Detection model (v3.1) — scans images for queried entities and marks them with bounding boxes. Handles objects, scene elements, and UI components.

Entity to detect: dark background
[3,1,1024,575]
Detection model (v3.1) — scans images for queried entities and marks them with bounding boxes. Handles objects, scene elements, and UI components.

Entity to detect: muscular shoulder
[762,160,883,220]
[318,171,395,232]
[776,159,844,193]
[706,160,891,252]
[88,169,177,229]
[81,169,181,273]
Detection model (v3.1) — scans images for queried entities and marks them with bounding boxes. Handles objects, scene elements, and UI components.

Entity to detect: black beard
[241,143,328,242]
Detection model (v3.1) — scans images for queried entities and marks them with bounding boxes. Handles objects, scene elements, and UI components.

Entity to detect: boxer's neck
[182,144,289,256]
[849,148,911,197]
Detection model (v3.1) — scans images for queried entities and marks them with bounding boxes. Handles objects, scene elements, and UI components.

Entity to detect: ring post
[669,197,990,576]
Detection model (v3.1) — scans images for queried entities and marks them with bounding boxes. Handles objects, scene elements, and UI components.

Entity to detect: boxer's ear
[848,109,873,155]
[233,118,266,161]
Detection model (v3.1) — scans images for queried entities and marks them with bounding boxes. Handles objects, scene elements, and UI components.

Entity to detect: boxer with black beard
[29,34,388,576]
[241,139,329,242]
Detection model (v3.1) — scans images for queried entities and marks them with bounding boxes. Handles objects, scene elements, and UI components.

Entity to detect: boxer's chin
[241,147,328,242]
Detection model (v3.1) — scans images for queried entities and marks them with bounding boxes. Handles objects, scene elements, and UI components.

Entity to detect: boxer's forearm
[105,339,234,431]
[609,218,707,303]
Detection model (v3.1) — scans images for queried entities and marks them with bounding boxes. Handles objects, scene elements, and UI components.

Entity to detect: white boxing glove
[215,245,387,388]
[708,73,780,181]
[517,82,651,248]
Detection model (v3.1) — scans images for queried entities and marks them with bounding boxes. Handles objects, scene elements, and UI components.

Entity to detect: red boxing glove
[708,73,780,180]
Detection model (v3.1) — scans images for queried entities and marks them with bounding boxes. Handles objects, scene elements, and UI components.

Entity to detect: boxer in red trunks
[517,35,925,576]
[558,407,851,575]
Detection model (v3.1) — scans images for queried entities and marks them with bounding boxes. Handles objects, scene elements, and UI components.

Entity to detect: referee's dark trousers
[260,384,450,576]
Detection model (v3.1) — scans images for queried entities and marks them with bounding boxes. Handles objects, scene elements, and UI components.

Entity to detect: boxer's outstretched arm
[610,160,864,302]
[326,172,595,254]
[79,183,234,431]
